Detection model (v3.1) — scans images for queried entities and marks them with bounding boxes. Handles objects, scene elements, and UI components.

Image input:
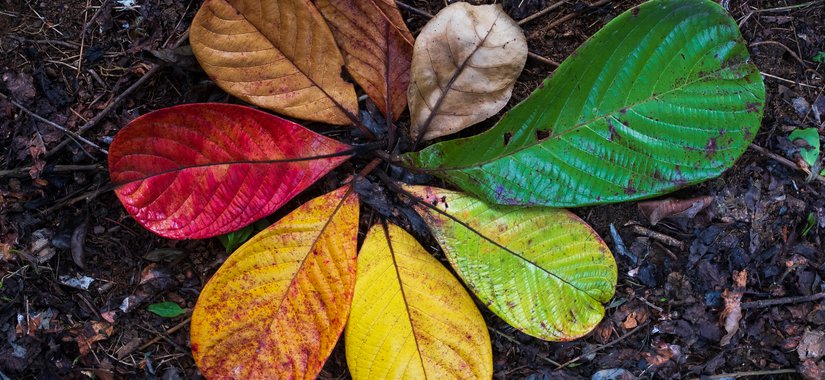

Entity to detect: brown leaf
[68,321,115,356]
[190,0,357,124]
[719,270,747,346]
[408,3,527,141]
[315,0,413,121]
[638,195,714,225]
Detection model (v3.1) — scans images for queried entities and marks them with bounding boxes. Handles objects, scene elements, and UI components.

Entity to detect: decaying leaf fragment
[720,270,747,346]
[315,0,414,121]
[190,0,357,124]
[346,223,492,379]
[408,2,527,141]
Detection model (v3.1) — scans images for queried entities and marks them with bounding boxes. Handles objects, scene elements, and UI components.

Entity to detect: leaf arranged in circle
[190,186,359,379]
[405,185,617,341]
[405,0,765,206]
[407,2,527,141]
[190,0,358,124]
[346,223,492,379]
[109,103,351,239]
[314,0,414,121]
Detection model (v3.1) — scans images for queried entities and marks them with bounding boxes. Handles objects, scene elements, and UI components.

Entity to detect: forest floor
[1,0,824,379]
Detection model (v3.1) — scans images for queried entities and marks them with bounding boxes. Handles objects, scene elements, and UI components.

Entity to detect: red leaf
[109,103,351,239]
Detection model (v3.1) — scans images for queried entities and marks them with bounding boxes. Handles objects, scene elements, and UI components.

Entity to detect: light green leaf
[148,302,186,318]
[405,185,617,341]
[788,128,821,169]
[404,0,765,207]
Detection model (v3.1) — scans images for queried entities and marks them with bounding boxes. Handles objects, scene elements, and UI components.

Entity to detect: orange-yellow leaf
[190,186,359,379]
[190,0,357,125]
[345,223,492,379]
[314,0,414,121]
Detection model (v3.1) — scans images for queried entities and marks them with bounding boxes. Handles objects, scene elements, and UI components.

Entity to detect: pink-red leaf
[108,103,351,239]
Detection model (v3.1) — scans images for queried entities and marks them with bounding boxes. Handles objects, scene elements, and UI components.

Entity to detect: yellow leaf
[408,3,527,141]
[190,186,359,379]
[190,0,358,125]
[345,223,492,379]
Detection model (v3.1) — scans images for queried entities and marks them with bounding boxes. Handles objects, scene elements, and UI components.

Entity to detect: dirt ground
[1,0,824,379]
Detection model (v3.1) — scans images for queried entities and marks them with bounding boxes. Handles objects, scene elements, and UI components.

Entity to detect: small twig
[527,51,560,67]
[760,71,819,89]
[751,0,824,13]
[555,322,649,370]
[0,93,108,154]
[517,1,567,26]
[137,316,192,351]
[0,164,103,178]
[488,327,563,367]
[690,368,798,379]
[628,224,686,250]
[748,143,825,185]
[741,292,825,309]
[396,1,433,18]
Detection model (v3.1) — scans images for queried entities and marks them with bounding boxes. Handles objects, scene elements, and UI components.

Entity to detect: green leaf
[788,128,821,169]
[405,186,617,341]
[148,302,186,318]
[217,224,255,254]
[813,51,825,63]
[403,0,765,207]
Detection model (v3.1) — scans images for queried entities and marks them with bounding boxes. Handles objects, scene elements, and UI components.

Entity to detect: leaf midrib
[416,60,753,172]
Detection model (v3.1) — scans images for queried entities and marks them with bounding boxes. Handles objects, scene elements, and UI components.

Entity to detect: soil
[1,0,824,379]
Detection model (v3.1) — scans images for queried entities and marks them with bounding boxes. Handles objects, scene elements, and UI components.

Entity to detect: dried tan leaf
[408,3,527,141]
[638,195,714,225]
[314,0,413,121]
[719,270,747,346]
[190,0,357,124]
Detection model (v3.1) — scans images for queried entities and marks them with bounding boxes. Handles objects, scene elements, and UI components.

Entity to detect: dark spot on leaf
[624,179,637,195]
[619,108,627,114]
[608,120,619,141]
[652,169,663,180]
[718,129,726,136]
[503,132,512,146]
[745,102,760,113]
[705,138,718,158]
[744,129,752,141]
[507,301,516,309]
[536,129,550,140]
[680,53,685,60]
[632,7,640,16]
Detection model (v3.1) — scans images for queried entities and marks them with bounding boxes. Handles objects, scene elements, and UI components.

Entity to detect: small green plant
[107,0,764,378]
